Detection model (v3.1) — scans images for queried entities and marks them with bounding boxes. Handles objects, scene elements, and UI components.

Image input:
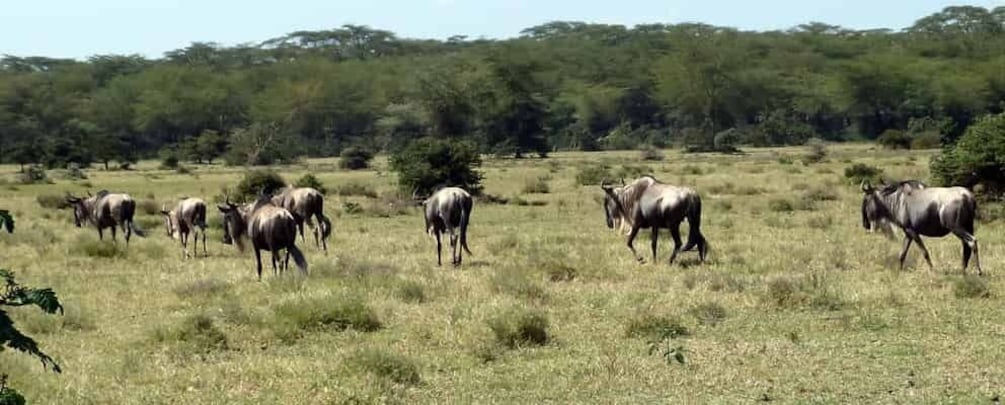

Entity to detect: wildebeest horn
[600,180,613,191]
[620,178,626,186]
[85,190,92,197]
[860,181,873,193]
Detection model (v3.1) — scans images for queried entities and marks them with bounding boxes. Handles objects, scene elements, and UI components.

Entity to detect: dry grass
[1,145,1004,403]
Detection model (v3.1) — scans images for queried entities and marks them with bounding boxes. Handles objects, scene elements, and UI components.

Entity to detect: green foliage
[575,164,611,186]
[234,169,286,202]
[625,313,690,340]
[224,123,300,166]
[522,176,551,194]
[765,274,844,310]
[152,314,229,356]
[0,376,25,405]
[73,238,127,259]
[638,145,665,161]
[486,307,550,348]
[0,269,63,373]
[877,130,912,149]
[335,182,378,198]
[271,295,382,342]
[0,211,13,234]
[17,166,50,185]
[389,137,484,196]
[931,112,1005,193]
[159,151,180,170]
[347,348,422,386]
[953,276,990,299]
[844,163,885,185]
[293,173,326,195]
[395,281,426,304]
[689,302,728,326]
[339,147,375,170]
[802,138,828,164]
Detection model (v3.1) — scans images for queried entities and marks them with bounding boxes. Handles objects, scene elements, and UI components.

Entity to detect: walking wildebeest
[161,197,208,258]
[861,180,983,275]
[218,195,307,280]
[422,187,473,266]
[66,190,145,244]
[271,187,332,252]
[601,175,708,264]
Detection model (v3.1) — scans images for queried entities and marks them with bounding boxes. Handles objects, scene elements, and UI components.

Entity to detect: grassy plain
[1,144,1003,404]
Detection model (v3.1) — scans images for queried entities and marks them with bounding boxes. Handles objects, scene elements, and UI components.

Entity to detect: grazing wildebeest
[271,187,332,252]
[218,195,307,280]
[66,190,145,244]
[422,187,473,266]
[160,197,208,258]
[861,180,982,275]
[601,175,708,264]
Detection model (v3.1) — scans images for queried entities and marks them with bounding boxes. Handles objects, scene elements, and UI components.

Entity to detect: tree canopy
[1,8,1004,166]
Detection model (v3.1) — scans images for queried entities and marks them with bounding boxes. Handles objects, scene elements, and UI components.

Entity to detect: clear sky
[3,0,1003,60]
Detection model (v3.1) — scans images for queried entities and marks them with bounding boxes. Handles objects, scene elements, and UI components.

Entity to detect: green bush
[339,147,375,170]
[689,302,727,326]
[152,314,229,356]
[487,307,550,348]
[390,137,483,196]
[36,194,68,210]
[625,313,690,340]
[234,169,286,202]
[293,173,327,195]
[522,176,550,194]
[911,132,941,150]
[72,238,126,259]
[802,138,827,164]
[877,129,912,149]
[347,349,422,385]
[953,276,990,299]
[335,182,378,198]
[931,112,1005,194]
[159,152,180,170]
[271,295,382,342]
[17,165,49,185]
[395,280,426,304]
[844,163,884,185]
[576,164,611,186]
[639,145,665,161]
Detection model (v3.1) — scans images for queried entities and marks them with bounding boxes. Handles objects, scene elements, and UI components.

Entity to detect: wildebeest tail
[287,244,308,275]
[194,204,208,231]
[121,200,146,237]
[460,201,472,256]
[681,194,706,255]
[318,211,332,240]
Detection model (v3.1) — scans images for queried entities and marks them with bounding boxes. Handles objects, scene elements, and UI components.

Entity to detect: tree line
[1,6,1004,169]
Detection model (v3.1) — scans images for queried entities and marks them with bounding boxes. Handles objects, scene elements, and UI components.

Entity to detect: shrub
[911,132,941,150]
[335,182,378,198]
[73,238,126,259]
[342,202,363,215]
[953,276,990,299]
[339,147,375,170]
[17,165,49,185]
[390,137,483,196]
[576,164,611,186]
[490,270,547,302]
[487,307,550,348]
[271,295,382,342]
[347,349,421,385]
[138,199,159,216]
[931,112,1005,194]
[159,152,180,170]
[395,280,426,304]
[689,302,728,326]
[152,314,229,356]
[844,163,884,185]
[522,176,550,194]
[173,279,232,300]
[293,173,326,195]
[877,129,912,149]
[802,138,827,164]
[234,169,286,202]
[765,274,844,310]
[768,198,795,212]
[616,164,650,180]
[65,163,87,180]
[639,145,665,161]
[625,313,690,340]
[36,194,68,210]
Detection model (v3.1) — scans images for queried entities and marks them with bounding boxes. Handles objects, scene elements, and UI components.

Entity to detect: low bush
[151,314,229,356]
[271,295,382,342]
[293,173,326,195]
[346,348,421,386]
[953,276,990,299]
[335,182,378,198]
[625,313,690,340]
[844,163,885,185]
[235,170,286,202]
[576,164,611,186]
[522,176,551,194]
[339,147,375,170]
[486,307,550,348]
[36,194,68,210]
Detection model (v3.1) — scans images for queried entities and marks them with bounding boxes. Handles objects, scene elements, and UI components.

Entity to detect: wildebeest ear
[860,181,873,193]
[159,210,170,216]
[217,204,231,213]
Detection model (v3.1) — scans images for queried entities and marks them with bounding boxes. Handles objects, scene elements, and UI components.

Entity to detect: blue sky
[3,0,1003,59]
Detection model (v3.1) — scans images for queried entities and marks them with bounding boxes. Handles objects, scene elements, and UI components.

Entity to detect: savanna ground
[1,144,1003,404]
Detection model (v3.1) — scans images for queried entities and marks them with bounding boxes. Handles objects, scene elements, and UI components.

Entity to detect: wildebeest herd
[60,173,985,280]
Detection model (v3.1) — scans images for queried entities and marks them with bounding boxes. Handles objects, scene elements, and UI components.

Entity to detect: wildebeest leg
[98,227,104,241]
[626,225,643,263]
[181,231,188,258]
[298,222,306,245]
[124,223,131,246]
[898,236,914,270]
[284,249,291,273]
[650,228,658,264]
[952,229,981,276]
[449,228,459,266]
[911,235,934,270]
[434,231,443,266]
[271,250,280,276]
[111,226,117,243]
[254,249,263,280]
[668,226,683,265]
[201,229,208,257]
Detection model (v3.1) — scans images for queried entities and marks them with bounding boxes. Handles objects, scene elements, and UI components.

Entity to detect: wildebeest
[422,187,473,266]
[218,195,307,280]
[861,180,982,275]
[601,175,708,264]
[160,197,208,258]
[271,187,332,252]
[66,190,145,244]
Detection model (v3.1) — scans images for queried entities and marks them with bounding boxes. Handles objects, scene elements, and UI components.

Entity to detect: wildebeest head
[65,194,91,228]
[599,179,626,229]
[160,204,178,239]
[860,181,896,238]
[217,201,245,249]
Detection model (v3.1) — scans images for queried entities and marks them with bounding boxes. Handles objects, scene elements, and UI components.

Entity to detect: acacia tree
[0,212,64,403]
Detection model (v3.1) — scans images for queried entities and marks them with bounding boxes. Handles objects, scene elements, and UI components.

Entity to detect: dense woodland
[1,5,1004,168]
